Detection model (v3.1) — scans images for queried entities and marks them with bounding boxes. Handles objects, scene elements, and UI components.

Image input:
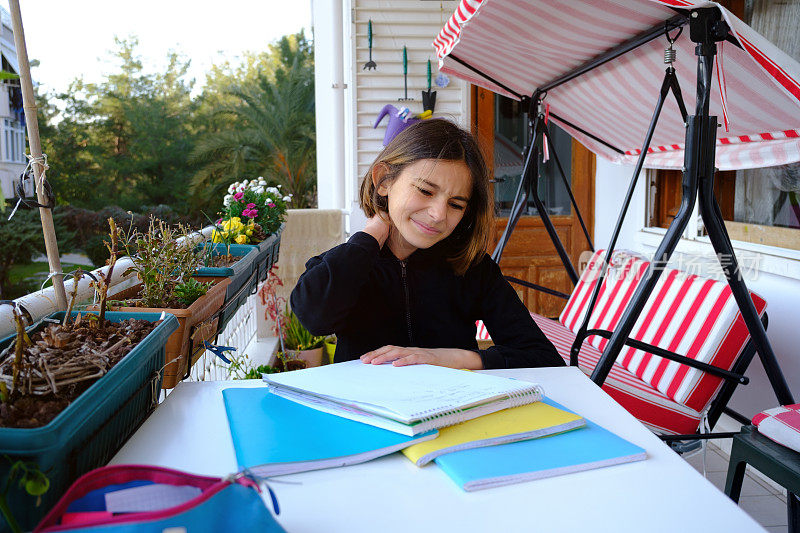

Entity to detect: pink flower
[267,202,276,208]
[234,192,244,201]
[249,209,258,217]
[246,203,256,209]
[216,218,222,225]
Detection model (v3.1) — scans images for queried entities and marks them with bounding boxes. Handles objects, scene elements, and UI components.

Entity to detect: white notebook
[263,360,544,436]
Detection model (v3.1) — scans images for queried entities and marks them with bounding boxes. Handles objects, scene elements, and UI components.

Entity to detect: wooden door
[472,86,595,318]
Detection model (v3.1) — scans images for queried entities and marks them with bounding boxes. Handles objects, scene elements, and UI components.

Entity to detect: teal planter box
[250,224,284,282]
[0,311,178,533]
[194,243,259,330]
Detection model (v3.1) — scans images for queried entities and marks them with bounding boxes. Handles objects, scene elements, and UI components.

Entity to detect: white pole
[8,0,67,310]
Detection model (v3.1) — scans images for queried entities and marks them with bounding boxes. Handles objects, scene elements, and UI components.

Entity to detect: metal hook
[665,23,683,45]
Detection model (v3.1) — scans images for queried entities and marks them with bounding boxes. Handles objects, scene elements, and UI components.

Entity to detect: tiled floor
[682,441,790,532]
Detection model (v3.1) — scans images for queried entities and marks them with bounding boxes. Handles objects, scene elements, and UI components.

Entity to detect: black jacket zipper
[399,260,413,345]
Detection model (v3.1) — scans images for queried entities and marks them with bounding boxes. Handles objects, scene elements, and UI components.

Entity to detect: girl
[291,119,563,370]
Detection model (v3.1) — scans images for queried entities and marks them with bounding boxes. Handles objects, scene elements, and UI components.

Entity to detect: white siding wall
[346,0,467,233]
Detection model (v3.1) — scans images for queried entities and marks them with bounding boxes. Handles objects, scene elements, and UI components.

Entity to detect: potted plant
[324,335,337,364]
[217,178,288,281]
[0,221,179,531]
[280,307,325,368]
[193,242,259,331]
[99,217,230,389]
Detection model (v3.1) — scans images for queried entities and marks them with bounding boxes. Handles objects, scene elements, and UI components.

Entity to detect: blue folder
[435,400,646,491]
[222,387,438,476]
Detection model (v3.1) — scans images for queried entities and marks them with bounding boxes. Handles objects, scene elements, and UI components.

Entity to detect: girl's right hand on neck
[363,213,392,247]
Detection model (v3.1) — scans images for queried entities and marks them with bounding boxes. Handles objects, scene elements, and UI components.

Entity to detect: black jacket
[290,232,563,369]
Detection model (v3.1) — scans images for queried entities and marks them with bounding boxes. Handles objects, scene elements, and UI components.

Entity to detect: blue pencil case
[34,464,285,532]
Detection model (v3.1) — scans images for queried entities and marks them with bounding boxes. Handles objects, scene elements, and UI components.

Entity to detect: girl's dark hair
[359,119,493,275]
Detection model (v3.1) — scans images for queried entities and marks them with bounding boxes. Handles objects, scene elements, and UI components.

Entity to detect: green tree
[39,38,198,212]
[0,210,47,299]
[191,32,316,209]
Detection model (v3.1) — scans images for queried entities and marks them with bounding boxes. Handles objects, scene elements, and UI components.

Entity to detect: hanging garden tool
[363,20,377,70]
[399,46,413,101]
[422,59,436,113]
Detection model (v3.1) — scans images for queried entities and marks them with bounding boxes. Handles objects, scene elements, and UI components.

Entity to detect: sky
[1,0,312,96]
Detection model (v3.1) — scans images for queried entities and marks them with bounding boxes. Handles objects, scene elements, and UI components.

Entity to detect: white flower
[258,179,267,186]
[223,195,232,207]
[254,186,264,194]
[227,184,236,194]
[283,195,292,202]
[267,186,280,195]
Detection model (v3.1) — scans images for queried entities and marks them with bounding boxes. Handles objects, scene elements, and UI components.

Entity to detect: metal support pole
[541,124,594,251]
[698,158,795,405]
[492,104,579,284]
[570,67,686,366]
[590,8,723,386]
[492,112,540,263]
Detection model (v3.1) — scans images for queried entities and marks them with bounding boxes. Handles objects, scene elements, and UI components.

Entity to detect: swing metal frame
[481,7,795,439]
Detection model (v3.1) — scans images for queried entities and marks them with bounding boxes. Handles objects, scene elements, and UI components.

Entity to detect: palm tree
[191,34,316,208]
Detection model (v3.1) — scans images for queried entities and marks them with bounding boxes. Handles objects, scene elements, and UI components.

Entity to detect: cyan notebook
[434,404,646,491]
[222,387,437,476]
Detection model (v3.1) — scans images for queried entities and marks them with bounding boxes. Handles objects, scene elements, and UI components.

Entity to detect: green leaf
[22,471,49,497]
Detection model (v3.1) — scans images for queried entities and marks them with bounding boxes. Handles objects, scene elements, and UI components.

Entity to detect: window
[648,0,800,252]
[2,118,25,164]
[493,94,572,217]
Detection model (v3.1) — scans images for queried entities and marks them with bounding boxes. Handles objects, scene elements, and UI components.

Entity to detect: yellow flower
[235,234,248,244]
[222,217,244,232]
[245,229,253,236]
[212,230,222,243]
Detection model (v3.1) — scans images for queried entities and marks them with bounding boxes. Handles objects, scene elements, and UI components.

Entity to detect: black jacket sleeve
[290,232,381,335]
[476,256,564,369]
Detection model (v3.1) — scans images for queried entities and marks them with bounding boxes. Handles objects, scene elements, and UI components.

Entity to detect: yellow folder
[401,401,585,466]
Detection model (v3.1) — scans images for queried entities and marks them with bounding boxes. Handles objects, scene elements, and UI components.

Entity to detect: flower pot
[240,224,283,282]
[194,243,259,331]
[98,278,230,389]
[323,339,336,364]
[285,347,324,368]
[0,311,178,532]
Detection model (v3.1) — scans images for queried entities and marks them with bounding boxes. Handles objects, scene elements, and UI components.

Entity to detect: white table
[111,367,765,532]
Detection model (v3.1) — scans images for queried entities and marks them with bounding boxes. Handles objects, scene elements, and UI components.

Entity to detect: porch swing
[435,0,798,442]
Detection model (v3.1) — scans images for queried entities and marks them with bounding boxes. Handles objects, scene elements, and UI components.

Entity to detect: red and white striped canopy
[435,0,800,170]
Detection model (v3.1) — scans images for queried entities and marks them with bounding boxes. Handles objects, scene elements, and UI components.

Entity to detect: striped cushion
[532,314,703,435]
[612,269,767,411]
[558,248,766,412]
[558,249,649,335]
[475,320,491,341]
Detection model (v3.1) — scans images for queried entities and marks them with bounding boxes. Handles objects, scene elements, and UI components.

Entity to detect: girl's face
[377,158,472,258]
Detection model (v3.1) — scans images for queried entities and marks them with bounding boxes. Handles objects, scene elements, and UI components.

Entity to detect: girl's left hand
[360,346,484,370]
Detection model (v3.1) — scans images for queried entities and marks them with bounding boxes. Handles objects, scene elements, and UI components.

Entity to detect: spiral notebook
[263,360,544,436]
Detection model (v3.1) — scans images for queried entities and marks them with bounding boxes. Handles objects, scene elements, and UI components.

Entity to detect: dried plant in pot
[95,217,230,389]
[0,218,179,531]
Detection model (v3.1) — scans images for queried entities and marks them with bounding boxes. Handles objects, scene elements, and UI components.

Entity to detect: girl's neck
[387,227,417,261]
